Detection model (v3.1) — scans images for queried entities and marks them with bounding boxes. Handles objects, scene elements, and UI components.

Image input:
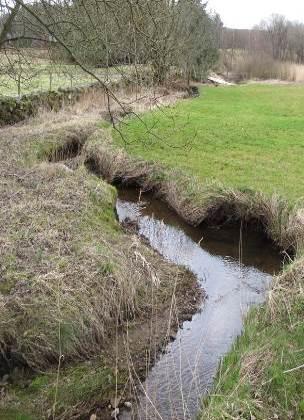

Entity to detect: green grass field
[116,84,304,202]
[114,84,304,419]
[0,55,124,96]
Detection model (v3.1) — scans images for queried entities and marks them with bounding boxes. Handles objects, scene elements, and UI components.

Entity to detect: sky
[207,0,304,29]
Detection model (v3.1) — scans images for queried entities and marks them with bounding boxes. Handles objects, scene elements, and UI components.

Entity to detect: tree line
[0,0,221,88]
[222,14,304,64]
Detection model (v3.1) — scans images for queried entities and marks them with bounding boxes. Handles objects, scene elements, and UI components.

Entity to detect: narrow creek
[116,187,282,420]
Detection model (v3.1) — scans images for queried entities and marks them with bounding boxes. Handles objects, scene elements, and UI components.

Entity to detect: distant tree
[0,2,21,47]
[175,0,221,84]
[287,22,304,63]
[0,0,220,86]
[260,14,288,61]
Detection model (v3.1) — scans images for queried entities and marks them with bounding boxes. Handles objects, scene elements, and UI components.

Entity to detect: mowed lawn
[116,84,304,202]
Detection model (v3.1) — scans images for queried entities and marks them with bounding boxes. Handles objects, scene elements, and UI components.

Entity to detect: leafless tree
[0,0,219,87]
[0,0,219,146]
[260,14,288,61]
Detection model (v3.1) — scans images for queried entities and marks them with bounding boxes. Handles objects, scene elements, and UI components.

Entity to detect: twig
[283,363,304,374]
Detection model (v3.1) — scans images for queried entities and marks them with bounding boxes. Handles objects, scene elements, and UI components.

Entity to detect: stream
[116,187,282,420]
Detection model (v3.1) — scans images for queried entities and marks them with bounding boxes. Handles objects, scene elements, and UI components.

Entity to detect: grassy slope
[0,113,198,419]
[114,85,304,419]
[116,84,304,202]
[0,118,123,419]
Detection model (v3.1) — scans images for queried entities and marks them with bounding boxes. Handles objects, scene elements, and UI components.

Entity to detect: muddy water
[116,188,281,420]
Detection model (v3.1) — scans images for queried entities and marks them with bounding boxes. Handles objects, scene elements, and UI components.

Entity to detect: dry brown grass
[239,346,274,387]
[221,50,304,83]
[34,83,187,127]
[283,63,304,82]
[0,111,198,378]
[267,255,304,322]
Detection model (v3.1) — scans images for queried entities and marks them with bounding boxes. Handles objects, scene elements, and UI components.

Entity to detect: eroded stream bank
[116,187,282,420]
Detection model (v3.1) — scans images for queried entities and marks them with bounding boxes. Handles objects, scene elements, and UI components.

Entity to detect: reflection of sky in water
[117,199,273,420]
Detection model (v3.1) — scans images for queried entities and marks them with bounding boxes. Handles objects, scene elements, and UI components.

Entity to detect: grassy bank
[115,84,304,201]
[110,84,304,418]
[0,109,200,419]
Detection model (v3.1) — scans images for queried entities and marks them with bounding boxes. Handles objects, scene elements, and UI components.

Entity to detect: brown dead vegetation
[0,108,200,381]
[220,50,304,83]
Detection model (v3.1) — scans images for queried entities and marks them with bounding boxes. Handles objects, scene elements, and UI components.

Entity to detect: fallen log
[207,74,234,86]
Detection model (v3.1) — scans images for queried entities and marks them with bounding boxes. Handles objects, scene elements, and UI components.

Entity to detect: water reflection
[116,190,281,420]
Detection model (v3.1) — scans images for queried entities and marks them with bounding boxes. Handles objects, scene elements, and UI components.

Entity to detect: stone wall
[0,80,195,127]
[0,83,105,126]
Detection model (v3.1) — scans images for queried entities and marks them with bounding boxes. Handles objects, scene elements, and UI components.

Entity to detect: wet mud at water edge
[116,187,282,420]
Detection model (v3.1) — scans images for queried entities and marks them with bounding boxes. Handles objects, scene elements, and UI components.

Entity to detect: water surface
[116,188,281,420]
